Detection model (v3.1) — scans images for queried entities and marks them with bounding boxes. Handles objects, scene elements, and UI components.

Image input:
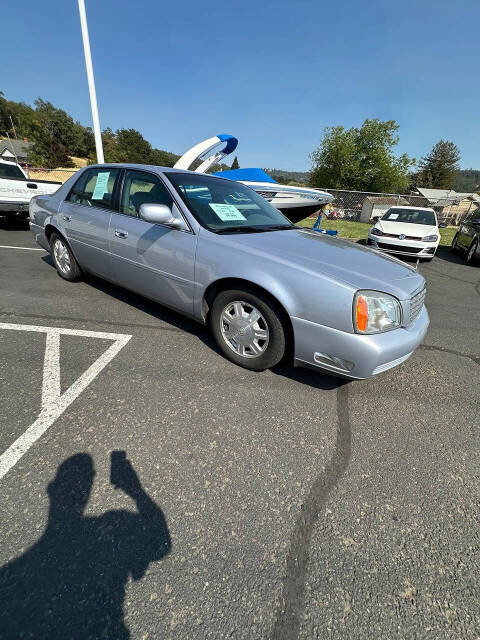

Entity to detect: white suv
[367,206,445,261]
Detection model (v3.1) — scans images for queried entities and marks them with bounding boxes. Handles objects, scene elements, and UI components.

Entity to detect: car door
[61,167,121,277]
[108,169,197,315]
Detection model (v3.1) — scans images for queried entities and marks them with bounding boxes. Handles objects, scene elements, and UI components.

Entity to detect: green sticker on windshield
[92,172,110,200]
[209,203,246,222]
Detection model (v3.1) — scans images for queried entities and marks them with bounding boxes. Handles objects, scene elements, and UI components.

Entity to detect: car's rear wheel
[210,288,286,371]
[450,233,459,252]
[50,233,82,281]
[466,239,478,265]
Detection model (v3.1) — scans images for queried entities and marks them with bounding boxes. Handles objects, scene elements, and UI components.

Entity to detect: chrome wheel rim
[467,243,476,261]
[220,301,269,358]
[53,239,71,274]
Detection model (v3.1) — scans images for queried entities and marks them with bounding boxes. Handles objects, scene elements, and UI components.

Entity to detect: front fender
[194,231,355,333]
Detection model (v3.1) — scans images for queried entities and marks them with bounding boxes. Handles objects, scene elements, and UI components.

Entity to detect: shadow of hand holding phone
[0,452,171,640]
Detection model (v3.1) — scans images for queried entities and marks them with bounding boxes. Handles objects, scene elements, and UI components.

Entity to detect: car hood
[222,227,425,300]
[376,221,437,237]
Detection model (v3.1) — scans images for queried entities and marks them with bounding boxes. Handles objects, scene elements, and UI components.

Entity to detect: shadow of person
[0,453,171,640]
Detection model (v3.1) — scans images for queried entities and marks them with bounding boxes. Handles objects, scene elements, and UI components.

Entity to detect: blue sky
[3,0,479,170]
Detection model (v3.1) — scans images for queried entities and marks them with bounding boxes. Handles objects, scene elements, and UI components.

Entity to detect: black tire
[451,233,459,252]
[465,239,478,266]
[50,232,82,281]
[210,288,286,371]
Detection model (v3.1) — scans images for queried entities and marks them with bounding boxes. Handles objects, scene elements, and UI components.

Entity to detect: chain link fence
[318,188,479,226]
[24,167,480,227]
[26,167,79,184]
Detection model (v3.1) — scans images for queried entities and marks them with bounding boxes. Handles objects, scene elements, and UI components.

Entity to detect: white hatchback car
[367,206,446,261]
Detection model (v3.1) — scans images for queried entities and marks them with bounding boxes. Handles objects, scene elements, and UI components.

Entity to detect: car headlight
[354,290,402,334]
[422,234,438,242]
[371,227,383,236]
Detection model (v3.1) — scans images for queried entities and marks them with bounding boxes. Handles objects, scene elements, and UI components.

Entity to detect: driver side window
[120,170,173,217]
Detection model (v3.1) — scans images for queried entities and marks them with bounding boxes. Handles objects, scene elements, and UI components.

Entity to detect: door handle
[63,215,71,222]
[115,229,128,239]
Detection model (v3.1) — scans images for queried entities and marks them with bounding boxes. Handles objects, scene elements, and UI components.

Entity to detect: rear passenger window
[67,168,120,210]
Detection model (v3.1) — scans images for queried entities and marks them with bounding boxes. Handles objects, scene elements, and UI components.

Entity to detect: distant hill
[264,168,309,185]
[454,169,480,193]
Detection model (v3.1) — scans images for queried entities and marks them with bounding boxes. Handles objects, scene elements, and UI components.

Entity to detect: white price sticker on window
[92,172,110,200]
[209,203,246,222]
[388,213,399,220]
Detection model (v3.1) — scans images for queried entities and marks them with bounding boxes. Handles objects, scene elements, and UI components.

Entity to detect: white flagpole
[77,0,104,163]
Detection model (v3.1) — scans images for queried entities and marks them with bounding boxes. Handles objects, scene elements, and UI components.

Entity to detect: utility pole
[77,0,104,163]
[9,116,18,140]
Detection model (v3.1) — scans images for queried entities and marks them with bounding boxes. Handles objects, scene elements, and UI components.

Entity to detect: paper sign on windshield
[92,172,110,200]
[209,203,246,222]
[388,213,399,220]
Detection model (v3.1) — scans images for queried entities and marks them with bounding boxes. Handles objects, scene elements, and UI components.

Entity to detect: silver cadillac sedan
[29,164,429,379]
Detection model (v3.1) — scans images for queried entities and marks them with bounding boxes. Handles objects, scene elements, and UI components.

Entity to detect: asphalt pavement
[0,219,479,639]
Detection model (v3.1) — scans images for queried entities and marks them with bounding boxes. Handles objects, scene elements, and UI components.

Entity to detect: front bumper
[367,236,438,258]
[292,305,429,379]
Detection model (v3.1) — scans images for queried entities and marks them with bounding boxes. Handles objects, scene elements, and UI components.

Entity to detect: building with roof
[360,195,409,222]
[0,138,33,164]
[412,187,480,224]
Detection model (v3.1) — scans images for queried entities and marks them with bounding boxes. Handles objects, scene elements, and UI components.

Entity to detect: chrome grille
[408,287,426,324]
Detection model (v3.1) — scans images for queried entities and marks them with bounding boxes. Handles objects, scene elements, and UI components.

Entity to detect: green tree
[111,128,152,163]
[150,147,180,167]
[28,99,76,167]
[71,122,95,159]
[0,91,37,140]
[309,119,412,193]
[309,125,359,190]
[231,156,240,169]
[415,140,460,189]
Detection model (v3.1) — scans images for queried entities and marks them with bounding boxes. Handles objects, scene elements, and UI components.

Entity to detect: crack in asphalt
[0,311,184,333]
[270,384,351,640]
[420,343,480,367]
[270,341,479,640]
[423,265,480,293]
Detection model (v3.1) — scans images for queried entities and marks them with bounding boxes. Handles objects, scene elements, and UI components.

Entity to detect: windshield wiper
[214,226,272,234]
[261,224,294,231]
[214,224,294,234]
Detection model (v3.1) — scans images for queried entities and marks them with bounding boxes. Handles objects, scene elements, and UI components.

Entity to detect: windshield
[382,208,436,226]
[0,163,25,179]
[166,172,293,233]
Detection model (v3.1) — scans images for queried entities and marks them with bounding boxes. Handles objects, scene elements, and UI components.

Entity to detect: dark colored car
[451,210,480,265]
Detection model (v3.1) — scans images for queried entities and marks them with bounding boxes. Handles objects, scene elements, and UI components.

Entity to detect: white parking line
[0,323,132,480]
[0,245,44,251]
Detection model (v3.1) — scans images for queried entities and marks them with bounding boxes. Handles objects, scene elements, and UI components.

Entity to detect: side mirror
[139,203,179,226]
[438,222,447,228]
[372,216,380,223]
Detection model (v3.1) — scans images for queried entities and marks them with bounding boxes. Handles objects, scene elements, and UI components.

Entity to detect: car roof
[85,163,232,179]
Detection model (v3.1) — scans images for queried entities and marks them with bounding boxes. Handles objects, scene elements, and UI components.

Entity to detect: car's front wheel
[210,288,286,371]
[450,233,459,252]
[50,233,82,281]
[465,239,478,265]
